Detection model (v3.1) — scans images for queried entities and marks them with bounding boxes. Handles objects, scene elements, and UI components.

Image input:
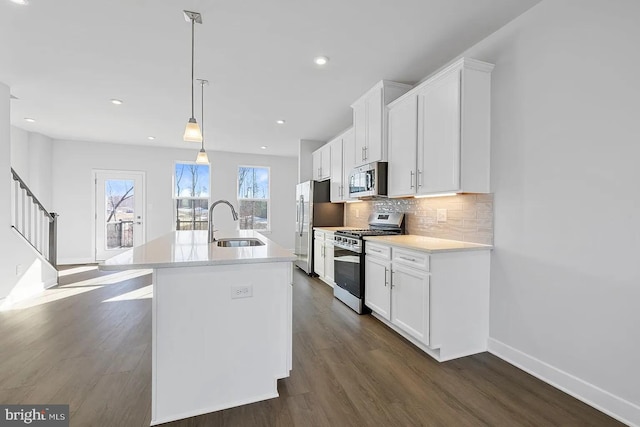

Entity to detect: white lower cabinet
[391,263,429,345]
[324,238,335,284]
[313,231,325,278]
[313,229,336,287]
[364,241,490,362]
[364,255,391,320]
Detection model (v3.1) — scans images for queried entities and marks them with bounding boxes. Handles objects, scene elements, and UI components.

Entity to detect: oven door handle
[334,242,360,253]
[334,242,351,251]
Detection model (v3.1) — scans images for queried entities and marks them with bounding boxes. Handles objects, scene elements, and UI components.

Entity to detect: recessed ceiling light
[147,136,156,140]
[276,119,285,125]
[110,99,123,105]
[260,146,267,150]
[313,56,329,66]
[24,118,35,123]
[10,0,28,5]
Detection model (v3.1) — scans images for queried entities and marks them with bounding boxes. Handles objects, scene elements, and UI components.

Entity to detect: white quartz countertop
[364,235,493,253]
[100,230,295,271]
[313,226,361,232]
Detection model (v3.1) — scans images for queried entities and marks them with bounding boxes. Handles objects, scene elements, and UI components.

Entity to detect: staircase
[10,168,58,270]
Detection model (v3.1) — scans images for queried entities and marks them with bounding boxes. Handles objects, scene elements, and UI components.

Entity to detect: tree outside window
[238,166,269,230]
[174,162,210,230]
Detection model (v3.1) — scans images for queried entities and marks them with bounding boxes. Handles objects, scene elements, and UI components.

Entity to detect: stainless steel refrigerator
[294,180,344,274]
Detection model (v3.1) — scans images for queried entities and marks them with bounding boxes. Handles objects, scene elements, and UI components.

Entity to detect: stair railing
[10,168,58,268]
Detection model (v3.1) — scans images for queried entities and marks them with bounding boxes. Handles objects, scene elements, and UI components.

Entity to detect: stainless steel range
[333,212,404,314]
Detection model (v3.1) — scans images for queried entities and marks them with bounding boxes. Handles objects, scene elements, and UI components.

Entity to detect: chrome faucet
[208,200,239,242]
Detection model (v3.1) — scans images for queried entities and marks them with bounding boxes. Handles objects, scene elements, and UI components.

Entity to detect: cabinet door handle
[364,146,368,160]
[418,170,423,187]
[390,270,395,288]
[384,267,388,287]
[410,171,415,189]
[369,248,382,253]
[399,256,417,262]
[361,146,365,161]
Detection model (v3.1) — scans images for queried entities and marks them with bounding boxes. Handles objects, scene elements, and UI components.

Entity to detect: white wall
[10,127,54,208]
[10,126,29,178]
[52,140,297,264]
[458,0,640,423]
[0,84,57,304]
[27,132,53,208]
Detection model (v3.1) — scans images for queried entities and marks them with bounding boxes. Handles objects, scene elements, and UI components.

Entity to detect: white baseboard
[0,277,59,310]
[488,338,639,427]
[57,258,96,265]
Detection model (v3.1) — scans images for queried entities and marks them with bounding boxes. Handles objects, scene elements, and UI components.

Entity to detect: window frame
[173,161,211,231]
[237,165,271,232]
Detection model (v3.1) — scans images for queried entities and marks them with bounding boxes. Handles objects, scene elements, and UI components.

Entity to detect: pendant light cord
[201,81,205,150]
[191,18,195,120]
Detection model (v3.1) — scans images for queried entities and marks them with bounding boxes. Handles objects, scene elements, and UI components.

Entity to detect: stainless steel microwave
[348,162,388,198]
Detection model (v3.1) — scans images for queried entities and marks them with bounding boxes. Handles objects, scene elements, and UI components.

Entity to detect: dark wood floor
[0,266,623,426]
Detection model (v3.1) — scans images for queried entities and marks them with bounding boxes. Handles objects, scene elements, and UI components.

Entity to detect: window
[174,162,210,230]
[237,166,269,230]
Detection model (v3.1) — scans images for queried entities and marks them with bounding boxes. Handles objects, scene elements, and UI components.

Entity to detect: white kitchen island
[100,230,295,426]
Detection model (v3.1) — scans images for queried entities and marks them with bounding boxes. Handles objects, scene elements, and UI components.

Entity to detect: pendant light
[195,79,209,164]
[183,10,203,142]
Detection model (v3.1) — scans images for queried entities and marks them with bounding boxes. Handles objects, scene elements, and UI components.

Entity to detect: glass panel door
[95,171,145,261]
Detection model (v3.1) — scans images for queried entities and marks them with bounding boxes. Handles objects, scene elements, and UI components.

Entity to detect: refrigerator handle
[299,195,304,237]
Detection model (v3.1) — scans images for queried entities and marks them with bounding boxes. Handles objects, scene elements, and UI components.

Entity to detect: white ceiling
[0,0,540,157]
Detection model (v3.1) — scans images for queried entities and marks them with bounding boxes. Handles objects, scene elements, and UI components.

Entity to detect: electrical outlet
[437,208,447,223]
[231,284,253,299]
[355,208,360,218]
[16,264,23,276]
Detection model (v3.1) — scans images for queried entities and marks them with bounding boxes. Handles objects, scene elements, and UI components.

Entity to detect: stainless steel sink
[216,238,265,247]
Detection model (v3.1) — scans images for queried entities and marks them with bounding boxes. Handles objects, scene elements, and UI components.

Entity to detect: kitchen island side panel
[151,262,292,425]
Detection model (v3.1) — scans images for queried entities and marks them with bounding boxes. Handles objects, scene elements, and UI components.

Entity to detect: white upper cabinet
[352,81,412,167]
[353,101,368,165]
[329,127,355,203]
[312,149,321,180]
[341,128,355,201]
[387,58,494,197]
[329,136,343,202]
[417,68,461,194]
[312,144,331,181]
[388,94,418,198]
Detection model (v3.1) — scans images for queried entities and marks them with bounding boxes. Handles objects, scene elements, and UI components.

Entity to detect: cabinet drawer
[366,242,391,259]
[313,230,325,240]
[392,248,429,271]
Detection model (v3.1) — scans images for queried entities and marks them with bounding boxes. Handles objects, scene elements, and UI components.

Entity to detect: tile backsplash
[344,194,494,245]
